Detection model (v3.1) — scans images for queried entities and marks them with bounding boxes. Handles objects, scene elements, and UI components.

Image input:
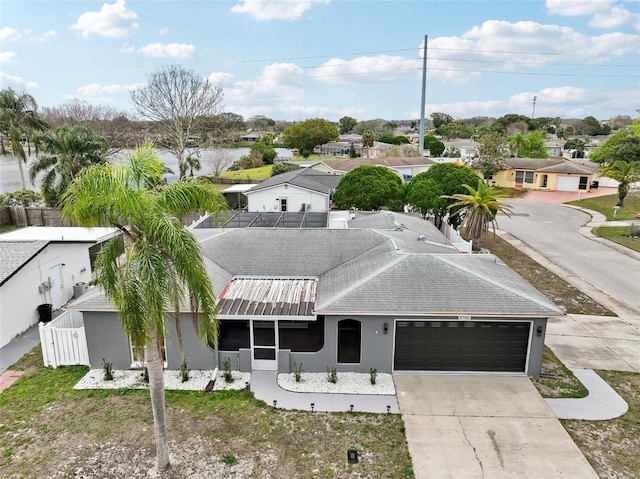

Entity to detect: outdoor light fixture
[536,325,543,337]
[273,400,277,408]
[311,402,315,412]
[383,323,389,334]
[387,405,391,414]
[350,404,354,413]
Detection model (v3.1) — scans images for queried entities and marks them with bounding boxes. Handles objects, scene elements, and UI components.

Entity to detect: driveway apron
[394,375,598,479]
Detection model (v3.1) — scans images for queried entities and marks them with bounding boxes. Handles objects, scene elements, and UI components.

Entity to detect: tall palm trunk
[16,155,27,190]
[146,332,170,472]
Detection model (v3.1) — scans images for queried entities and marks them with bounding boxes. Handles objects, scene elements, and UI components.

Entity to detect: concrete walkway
[0,323,41,375]
[250,370,399,414]
[546,368,628,420]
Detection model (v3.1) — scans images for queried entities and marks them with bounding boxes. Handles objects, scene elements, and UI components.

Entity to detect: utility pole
[531,95,537,119]
[418,34,428,156]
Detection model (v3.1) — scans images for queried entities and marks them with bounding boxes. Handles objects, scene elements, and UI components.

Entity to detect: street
[498,199,640,316]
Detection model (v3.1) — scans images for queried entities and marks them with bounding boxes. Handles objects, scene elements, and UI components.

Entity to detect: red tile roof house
[67,211,561,377]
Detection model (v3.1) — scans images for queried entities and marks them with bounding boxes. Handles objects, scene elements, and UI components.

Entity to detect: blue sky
[1,0,639,123]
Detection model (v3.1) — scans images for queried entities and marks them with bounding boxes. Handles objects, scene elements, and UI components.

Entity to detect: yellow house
[491,158,597,192]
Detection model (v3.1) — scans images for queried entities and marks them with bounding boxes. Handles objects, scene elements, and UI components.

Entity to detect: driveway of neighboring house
[516,186,617,204]
[394,375,599,479]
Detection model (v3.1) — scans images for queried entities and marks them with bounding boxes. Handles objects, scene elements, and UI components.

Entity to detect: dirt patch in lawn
[476,234,615,316]
[0,365,413,479]
[562,371,640,479]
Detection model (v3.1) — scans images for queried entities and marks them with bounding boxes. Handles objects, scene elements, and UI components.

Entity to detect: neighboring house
[314,139,394,158]
[240,131,262,142]
[244,168,342,213]
[68,211,561,377]
[491,158,597,192]
[296,157,435,180]
[220,183,256,210]
[443,139,480,159]
[544,141,564,157]
[0,227,119,348]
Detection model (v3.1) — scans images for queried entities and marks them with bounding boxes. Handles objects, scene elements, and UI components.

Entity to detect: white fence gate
[438,221,473,254]
[39,310,90,368]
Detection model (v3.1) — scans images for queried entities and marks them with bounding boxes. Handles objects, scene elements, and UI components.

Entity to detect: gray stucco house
[69,211,561,377]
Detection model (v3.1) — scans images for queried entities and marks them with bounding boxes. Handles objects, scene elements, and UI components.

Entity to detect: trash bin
[591,180,599,189]
[37,303,53,323]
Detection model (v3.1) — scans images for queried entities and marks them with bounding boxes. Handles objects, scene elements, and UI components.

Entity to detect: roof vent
[417,235,426,242]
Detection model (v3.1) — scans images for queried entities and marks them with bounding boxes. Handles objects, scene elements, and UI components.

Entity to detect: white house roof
[221,184,257,194]
[0,226,119,243]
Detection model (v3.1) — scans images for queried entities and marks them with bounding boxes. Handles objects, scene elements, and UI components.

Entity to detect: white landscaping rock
[73,369,251,392]
[277,372,396,395]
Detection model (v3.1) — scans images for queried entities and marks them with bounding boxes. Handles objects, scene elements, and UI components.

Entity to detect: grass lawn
[562,371,640,479]
[532,347,588,399]
[219,164,273,181]
[566,191,640,220]
[476,234,615,316]
[593,225,640,253]
[0,353,413,479]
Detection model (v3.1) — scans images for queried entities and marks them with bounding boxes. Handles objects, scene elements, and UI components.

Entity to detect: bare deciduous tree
[41,100,132,155]
[130,66,224,179]
[202,149,235,177]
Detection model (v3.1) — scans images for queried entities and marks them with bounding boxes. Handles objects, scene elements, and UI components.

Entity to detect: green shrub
[102,359,113,381]
[369,368,377,385]
[293,362,303,383]
[222,357,234,383]
[326,366,337,384]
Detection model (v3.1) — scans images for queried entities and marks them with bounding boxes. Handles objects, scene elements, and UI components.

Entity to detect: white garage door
[556,176,579,191]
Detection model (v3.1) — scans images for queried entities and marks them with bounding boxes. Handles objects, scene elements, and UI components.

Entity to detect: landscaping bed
[593,225,640,253]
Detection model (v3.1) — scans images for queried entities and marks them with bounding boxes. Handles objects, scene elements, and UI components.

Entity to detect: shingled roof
[0,241,48,286]
[245,168,341,195]
[69,211,561,318]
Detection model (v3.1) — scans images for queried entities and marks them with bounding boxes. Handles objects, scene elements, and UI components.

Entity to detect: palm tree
[0,88,48,189]
[60,143,228,472]
[361,130,375,158]
[508,132,530,158]
[184,154,201,177]
[29,125,108,206]
[445,179,512,247]
[599,160,640,207]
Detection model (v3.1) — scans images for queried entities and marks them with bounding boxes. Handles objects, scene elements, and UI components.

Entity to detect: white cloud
[138,43,196,59]
[0,52,16,63]
[223,63,305,115]
[208,72,235,85]
[158,26,169,35]
[546,0,640,30]
[0,72,38,90]
[32,30,58,43]
[121,43,135,54]
[231,0,330,21]
[71,0,139,38]
[311,55,421,85]
[0,27,21,41]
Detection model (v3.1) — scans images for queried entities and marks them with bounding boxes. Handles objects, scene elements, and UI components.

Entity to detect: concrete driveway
[394,375,598,479]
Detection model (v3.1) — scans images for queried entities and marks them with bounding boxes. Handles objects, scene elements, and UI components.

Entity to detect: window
[279,317,325,352]
[579,176,588,190]
[515,170,534,184]
[130,340,166,368]
[215,320,250,351]
[280,198,288,212]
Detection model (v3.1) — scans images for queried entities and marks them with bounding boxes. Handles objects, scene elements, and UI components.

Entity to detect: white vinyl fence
[439,221,473,253]
[39,310,90,368]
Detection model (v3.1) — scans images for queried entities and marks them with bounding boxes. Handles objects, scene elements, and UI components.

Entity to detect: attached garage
[394,320,531,373]
[555,175,589,192]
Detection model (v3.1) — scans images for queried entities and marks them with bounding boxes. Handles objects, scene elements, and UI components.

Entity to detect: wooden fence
[39,310,90,368]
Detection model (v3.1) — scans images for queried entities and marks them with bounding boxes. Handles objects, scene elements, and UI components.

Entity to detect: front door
[251,320,277,370]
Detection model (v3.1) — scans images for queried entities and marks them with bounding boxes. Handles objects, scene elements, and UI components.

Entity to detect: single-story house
[491,158,597,192]
[443,139,480,159]
[295,157,436,181]
[244,167,342,213]
[68,211,561,377]
[0,227,119,348]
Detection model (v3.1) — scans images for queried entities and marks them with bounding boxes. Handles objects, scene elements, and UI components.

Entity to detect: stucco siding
[247,186,329,213]
[0,242,94,348]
